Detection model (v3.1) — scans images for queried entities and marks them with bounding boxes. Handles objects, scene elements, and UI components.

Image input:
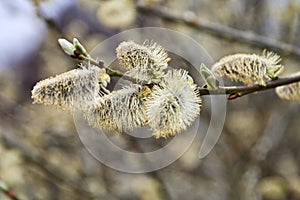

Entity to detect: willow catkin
[116,40,170,83]
[146,69,201,138]
[212,50,283,86]
[31,65,108,110]
[276,72,300,103]
[84,84,149,132]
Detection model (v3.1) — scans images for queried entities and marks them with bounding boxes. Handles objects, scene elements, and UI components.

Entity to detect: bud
[58,38,76,56]
[146,69,201,138]
[212,50,284,86]
[200,63,218,90]
[0,179,8,192]
[73,38,89,57]
[116,40,170,83]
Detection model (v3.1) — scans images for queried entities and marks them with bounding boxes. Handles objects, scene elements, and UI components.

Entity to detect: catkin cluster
[33,39,295,138]
[31,40,202,138]
[212,50,284,86]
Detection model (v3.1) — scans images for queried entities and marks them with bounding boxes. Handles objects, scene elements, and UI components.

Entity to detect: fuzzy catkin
[276,72,300,103]
[146,69,201,138]
[212,51,282,86]
[116,40,170,83]
[84,84,149,132]
[31,66,107,110]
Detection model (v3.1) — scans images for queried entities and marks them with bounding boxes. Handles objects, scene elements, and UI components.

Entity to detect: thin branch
[85,57,124,77]
[136,3,300,59]
[83,56,138,83]
[197,73,300,99]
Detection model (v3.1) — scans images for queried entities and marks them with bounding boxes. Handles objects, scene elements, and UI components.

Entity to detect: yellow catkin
[276,72,300,103]
[84,85,149,132]
[212,50,283,86]
[146,69,201,138]
[31,66,107,110]
[116,40,170,83]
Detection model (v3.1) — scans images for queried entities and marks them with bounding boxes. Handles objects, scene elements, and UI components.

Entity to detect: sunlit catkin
[276,72,300,103]
[146,69,201,138]
[31,66,109,110]
[84,85,149,132]
[212,50,284,86]
[116,40,170,83]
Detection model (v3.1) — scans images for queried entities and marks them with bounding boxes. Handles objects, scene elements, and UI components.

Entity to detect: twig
[136,3,300,59]
[0,178,21,200]
[83,56,138,83]
[85,57,124,77]
[197,73,300,99]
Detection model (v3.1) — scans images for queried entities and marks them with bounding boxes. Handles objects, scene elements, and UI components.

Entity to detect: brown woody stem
[197,74,300,99]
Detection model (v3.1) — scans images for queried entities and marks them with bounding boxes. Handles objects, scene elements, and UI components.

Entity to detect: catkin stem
[84,56,137,82]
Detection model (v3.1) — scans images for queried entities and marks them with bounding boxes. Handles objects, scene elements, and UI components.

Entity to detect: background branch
[136,3,300,59]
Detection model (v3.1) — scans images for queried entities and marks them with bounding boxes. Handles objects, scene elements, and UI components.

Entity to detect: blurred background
[1,0,300,199]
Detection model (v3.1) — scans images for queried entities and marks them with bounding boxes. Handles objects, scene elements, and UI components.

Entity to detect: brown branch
[85,56,145,83]
[136,3,300,59]
[197,73,300,99]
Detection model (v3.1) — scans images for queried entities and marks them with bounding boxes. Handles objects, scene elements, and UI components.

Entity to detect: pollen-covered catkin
[116,40,170,83]
[212,50,283,86]
[146,69,201,138]
[276,72,300,103]
[31,65,108,110]
[84,84,149,132]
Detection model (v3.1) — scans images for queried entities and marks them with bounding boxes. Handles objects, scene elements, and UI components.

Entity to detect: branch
[136,3,300,59]
[197,73,300,99]
[85,56,147,83]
